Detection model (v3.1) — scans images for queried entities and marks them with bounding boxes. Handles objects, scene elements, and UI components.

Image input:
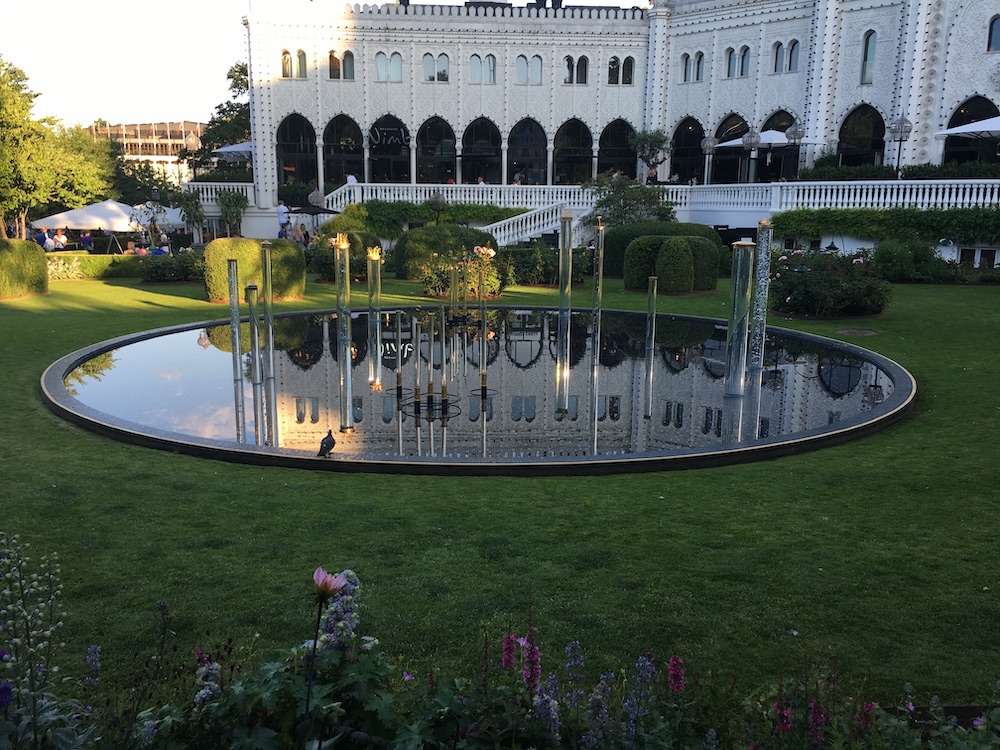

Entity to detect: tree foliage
[191,62,251,174]
[580,171,676,229]
[628,129,672,171]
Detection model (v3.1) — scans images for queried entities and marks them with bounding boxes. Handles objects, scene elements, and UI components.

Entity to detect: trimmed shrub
[655,237,695,293]
[307,231,381,282]
[46,252,145,280]
[870,239,961,284]
[681,236,721,290]
[1,240,47,298]
[203,238,306,302]
[139,252,206,283]
[605,221,724,277]
[623,235,667,290]
[392,225,497,280]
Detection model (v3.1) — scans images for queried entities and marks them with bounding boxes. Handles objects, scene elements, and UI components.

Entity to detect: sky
[4,0,644,129]
[4,0,253,127]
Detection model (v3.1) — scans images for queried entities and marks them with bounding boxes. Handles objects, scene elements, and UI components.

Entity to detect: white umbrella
[933,115,1000,139]
[212,141,254,162]
[31,199,136,232]
[715,129,803,148]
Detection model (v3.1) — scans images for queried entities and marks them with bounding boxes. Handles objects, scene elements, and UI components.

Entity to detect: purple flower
[521,627,541,694]
[0,681,12,708]
[668,655,686,695]
[403,671,414,682]
[773,700,792,734]
[974,717,985,728]
[0,648,9,662]
[565,641,586,710]
[860,701,876,731]
[85,644,102,685]
[906,701,915,712]
[501,630,517,671]
[808,699,826,744]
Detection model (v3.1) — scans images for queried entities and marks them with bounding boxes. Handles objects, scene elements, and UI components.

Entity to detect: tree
[190,62,251,175]
[581,171,676,228]
[0,56,42,238]
[217,188,249,237]
[112,152,174,207]
[174,189,206,245]
[629,129,672,177]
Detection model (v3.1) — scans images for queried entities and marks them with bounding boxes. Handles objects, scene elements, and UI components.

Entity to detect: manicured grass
[1,276,999,704]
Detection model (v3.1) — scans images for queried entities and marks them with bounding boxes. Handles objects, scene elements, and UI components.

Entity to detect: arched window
[773,43,784,74]
[838,104,886,166]
[329,52,341,79]
[376,52,388,81]
[390,52,403,82]
[989,16,1000,51]
[576,56,588,84]
[516,54,529,84]
[608,56,620,84]
[423,53,436,82]
[622,56,634,84]
[682,53,691,82]
[787,40,799,72]
[564,55,575,84]
[484,54,496,84]
[529,55,542,84]
[694,52,704,81]
[281,50,292,78]
[343,51,355,80]
[296,50,307,78]
[861,30,876,84]
[437,53,449,82]
[470,54,482,84]
[739,46,750,77]
[725,48,736,78]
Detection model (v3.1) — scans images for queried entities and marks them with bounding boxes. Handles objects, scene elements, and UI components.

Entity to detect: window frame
[861,30,876,85]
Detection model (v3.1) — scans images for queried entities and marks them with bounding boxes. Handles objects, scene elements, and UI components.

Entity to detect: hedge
[771,206,1000,246]
[655,237,695,293]
[203,238,306,302]
[308,231,382,282]
[45,252,143,280]
[684,236,721,291]
[0,240,47,299]
[605,222,725,277]
[622,235,666,290]
[392,225,498,280]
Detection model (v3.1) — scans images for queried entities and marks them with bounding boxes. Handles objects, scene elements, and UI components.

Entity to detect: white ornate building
[215,0,1000,250]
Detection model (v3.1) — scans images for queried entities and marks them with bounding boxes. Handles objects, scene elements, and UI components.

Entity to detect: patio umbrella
[933,115,1000,139]
[715,129,803,148]
[31,199,136,232]
[290,204,340,216]
[211,141,254,162]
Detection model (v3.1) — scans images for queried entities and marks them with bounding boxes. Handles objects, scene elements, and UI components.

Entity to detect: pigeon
[317,429,336,457]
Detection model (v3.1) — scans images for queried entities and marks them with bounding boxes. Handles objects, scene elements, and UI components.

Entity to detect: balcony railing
[181,182,256,209]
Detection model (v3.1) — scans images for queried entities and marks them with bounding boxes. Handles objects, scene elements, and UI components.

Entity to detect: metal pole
[556,210,573,419]
[335,235,354,433]
[745,220,773,439]
[367,247,382,390]
[723,240,755,443]
[644,276,657,420]
[590,219,605,455]
[260,241,277,446]
[227,260,246,443]
[246,284,263,446]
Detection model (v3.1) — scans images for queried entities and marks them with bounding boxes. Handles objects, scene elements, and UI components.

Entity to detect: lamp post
[784,122,805,181]
[887,116,913,179]
[742,129,761,183]
[428,191,447,224]
[184,133,202,179]
[700,136,718,185]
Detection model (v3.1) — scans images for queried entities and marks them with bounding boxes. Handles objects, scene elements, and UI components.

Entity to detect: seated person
[80,231,94,252]
[52,229,68,248]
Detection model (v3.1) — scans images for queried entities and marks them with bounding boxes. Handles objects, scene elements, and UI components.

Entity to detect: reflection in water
[64,309,896,463]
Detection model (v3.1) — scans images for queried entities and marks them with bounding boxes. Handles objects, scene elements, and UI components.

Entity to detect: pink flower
[313,566,347,600]
[501,630,518,670]
[667,655,686,694]
[860,701,876,731]
[773,700,792,734]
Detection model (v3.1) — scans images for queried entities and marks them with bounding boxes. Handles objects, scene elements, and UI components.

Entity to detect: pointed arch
[368,115,410,182]
[416,116,457,183]
[553,119,593,184]
[670,117,705,184]
[277,114,318,187]
[463,117,502,184]
[943,96,1000,164]
[508,118,547,184]
[323,114,364,186]
[598,119,637,177]
[838,104,886,166]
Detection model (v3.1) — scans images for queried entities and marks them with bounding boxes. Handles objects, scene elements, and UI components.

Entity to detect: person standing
[276,199,290,234]
[346,172,358,201]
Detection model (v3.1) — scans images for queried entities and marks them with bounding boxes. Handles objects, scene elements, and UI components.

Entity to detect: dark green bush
[682,236,721,290]
[392,225,497,280]
[769,250,892,317]
[0,240,47,298]
[45,253,143,279]
[797,164,899,181]
[901,160,1000,180]
[605,222,724,277]
[203,238,306,302]
[623,235,667,290]
[869,239,961,284]
[139,252,206,283]
[497,242,588,286]
[655,237,695,293]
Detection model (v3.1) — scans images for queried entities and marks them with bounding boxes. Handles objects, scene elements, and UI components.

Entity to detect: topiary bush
[203,238,306,302]
[392,225,497,280]
[655,237,695,293]
[623,235,667,290]
[0,239,47,298]
[682,236,721,291]
[139,252,206,283]
[605,222,725,277]
[769,249,892,317]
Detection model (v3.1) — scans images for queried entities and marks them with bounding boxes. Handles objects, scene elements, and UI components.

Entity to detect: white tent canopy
[212,141,253,162]
[933,115,1000,139]
[715,129,805,148]
[31,200,136,232]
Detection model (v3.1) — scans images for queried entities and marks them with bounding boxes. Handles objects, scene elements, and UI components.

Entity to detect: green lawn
[1,276,999,704]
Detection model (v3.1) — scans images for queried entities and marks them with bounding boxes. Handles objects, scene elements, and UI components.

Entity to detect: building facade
[92,121,206,184]
[241,0,1000,210]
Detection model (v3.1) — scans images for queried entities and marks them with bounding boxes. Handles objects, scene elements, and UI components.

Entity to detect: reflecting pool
[42,307,915,475]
